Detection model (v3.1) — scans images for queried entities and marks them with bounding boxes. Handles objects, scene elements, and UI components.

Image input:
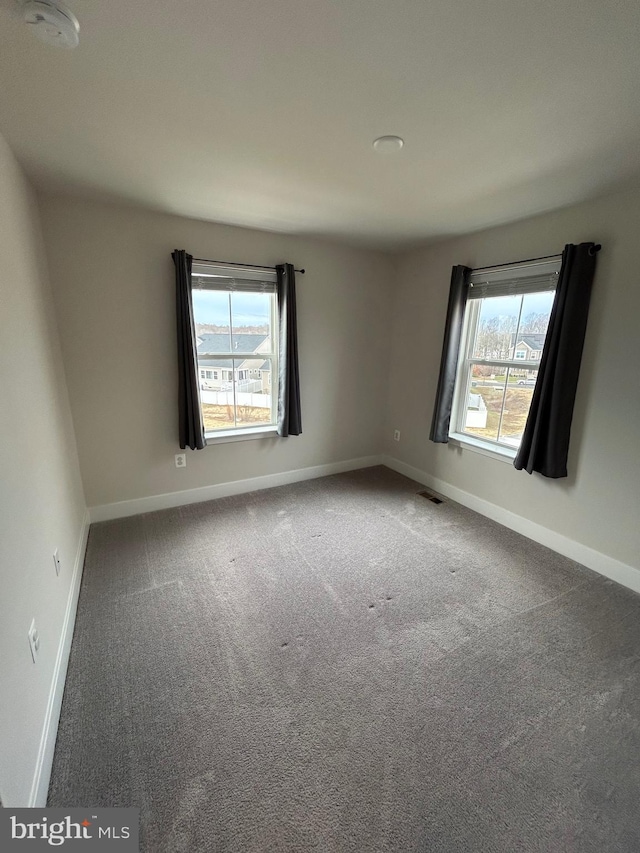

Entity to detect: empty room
[1,0,639,850]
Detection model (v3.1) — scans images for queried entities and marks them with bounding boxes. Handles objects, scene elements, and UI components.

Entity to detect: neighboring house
[196,333,271,393]
[509,333,546,377]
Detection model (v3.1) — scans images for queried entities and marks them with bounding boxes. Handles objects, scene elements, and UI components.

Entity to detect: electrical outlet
[28,620,40,663]
[175,454,186,468]
[53,548,61,576]
[393,430,401,442]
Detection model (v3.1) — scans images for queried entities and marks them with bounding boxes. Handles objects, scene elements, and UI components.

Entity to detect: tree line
[196,323,269,335]
[473,312,549,360]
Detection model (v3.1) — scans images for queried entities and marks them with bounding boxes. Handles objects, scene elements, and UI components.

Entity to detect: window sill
[448,432,517,465]
[205,426,279,445]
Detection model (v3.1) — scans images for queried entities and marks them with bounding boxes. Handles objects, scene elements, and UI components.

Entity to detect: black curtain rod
[193,257,305,274]
[473,245,601,273]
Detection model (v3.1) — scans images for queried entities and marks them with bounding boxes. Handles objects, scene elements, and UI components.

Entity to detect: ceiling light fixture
[23,0,79,49]
[372,135,404,153]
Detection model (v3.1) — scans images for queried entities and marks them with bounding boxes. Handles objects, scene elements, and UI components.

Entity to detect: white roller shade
[192,262,276,292]
[468,258,561,300]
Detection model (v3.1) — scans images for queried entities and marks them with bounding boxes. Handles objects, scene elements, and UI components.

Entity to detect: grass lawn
[473,373,529,385]
[466,386,533,441]
[202,403,272,431]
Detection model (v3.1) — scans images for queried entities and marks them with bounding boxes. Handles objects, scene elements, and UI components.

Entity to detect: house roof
[198,359,233,369]
[197,335,271,372]
[198,359,270,372]
[196,334,268,355]
[2,1,640,248]
[513,333,546,350]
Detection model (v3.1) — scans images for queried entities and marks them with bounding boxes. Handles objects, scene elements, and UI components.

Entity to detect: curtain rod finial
[589,243,602,255]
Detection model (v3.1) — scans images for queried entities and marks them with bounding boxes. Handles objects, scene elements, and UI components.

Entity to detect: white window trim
[448,432,516,463]
[205,425,279,445]
[448,257,561,459]
[192,262,279,441]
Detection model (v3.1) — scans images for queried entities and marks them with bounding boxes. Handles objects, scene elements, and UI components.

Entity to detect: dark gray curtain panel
[276,263,302,437]
[429,265,472,442]
[514,242,599,478]
[172,250,206,450]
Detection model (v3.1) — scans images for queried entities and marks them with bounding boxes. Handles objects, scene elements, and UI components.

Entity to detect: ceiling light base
[23,0,79,49]
[373,136,404,153]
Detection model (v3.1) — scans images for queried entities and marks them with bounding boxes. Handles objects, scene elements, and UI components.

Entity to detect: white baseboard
[90,456,384,523]
[29,509,90,807]
[383,455,640,595]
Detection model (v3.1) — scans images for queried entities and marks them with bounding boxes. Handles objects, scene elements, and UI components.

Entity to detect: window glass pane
[191,272,277,435]
[517,291,554,335]
[452,278,554,452]
[193,290,232,353]
[464,369,506,441]
[234,357,273,428]
[473,294,522,361]
[197,356,274,433]
[498,368,538,446]
[199,358,235,431]
[230,291,272,352]
[513,291,554,359]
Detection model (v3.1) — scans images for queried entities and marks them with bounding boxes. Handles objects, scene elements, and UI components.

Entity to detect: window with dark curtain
[276,263,302,437]
[430,243,599,478]
[514,242,599,477]
[172,252,302,447]
[429,265,471,443]
[172,250,206,450]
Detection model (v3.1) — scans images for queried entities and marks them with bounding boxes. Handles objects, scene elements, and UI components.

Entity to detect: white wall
[0,134,86,806]
[38,196,393,511]
[387,186,640,572]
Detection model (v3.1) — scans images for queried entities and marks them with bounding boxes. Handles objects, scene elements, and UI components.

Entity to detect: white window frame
[449,257,561,460]
[191,263,279,443]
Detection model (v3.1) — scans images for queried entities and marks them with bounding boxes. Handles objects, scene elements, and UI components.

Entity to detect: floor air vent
[417,490,443,504]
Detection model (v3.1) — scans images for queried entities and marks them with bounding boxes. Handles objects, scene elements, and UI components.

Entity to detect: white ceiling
[1,0,640,249]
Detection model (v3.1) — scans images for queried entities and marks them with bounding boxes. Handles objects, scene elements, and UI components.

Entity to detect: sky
[192,290,270,326]
[478,291,555,323]
[192,287,554,327]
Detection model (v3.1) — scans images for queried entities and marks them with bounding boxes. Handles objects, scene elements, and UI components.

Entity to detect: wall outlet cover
[28,619,40,663]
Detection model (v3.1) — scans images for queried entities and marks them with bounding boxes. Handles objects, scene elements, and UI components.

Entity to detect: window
[449,258,560,457]
[191,263,278,437]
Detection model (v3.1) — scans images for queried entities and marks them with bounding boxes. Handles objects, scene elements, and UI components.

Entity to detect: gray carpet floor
[49,466,640,852]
